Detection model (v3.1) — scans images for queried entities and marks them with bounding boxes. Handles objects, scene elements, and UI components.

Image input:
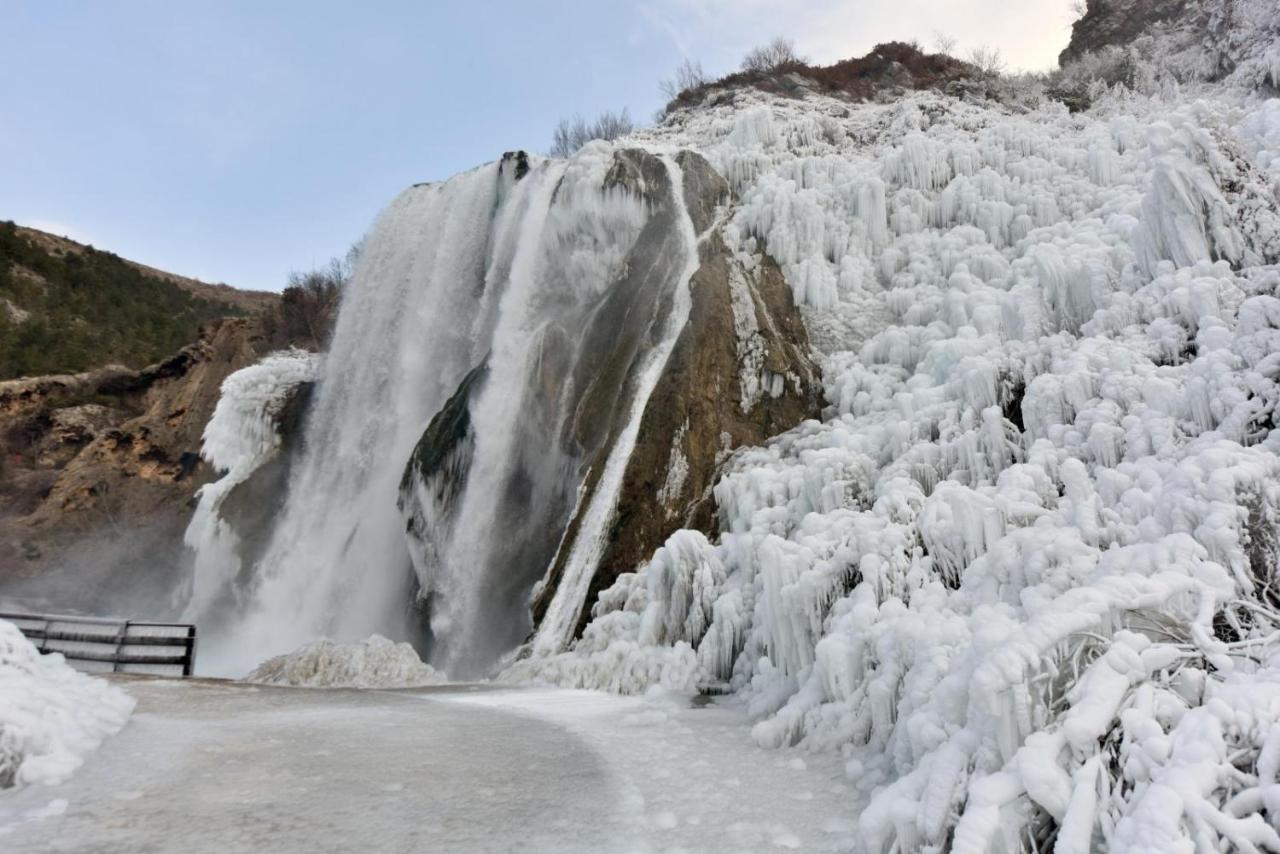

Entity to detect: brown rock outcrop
[529,152,823,637]
[0,317,284,611]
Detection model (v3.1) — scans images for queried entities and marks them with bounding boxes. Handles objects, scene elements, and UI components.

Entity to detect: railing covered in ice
[0,610,196,677]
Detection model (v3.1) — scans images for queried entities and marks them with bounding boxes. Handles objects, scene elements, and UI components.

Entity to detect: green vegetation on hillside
[0,221,243,379]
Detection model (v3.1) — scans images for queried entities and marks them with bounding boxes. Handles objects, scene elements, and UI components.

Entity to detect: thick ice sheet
[0,678,854,853]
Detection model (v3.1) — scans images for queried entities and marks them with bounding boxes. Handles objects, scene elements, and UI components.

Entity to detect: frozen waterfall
[186,144,704,678]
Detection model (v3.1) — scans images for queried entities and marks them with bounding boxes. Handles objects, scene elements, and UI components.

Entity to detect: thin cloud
[637,3,695,57]
[639,0,1077,73]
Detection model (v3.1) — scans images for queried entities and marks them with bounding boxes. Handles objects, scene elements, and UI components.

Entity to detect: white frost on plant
[0,620,134,789]
[181,350,319,624]
[504,530,721,694]
[512,68,1280,852]
[1240,99,1280,179]
[656,420,690,513]
[728,262,768,412]
[244,635,444,689]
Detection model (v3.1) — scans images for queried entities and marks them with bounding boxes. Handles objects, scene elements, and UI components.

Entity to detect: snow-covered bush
[503,531,720,694]
[0,619,134,789]
[1050,41,1168,110]
[245,635,444,689]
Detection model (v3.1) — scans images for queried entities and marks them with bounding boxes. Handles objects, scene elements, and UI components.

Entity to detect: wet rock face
[391,146,819,662]
[1060,0,1192,65]
[562,239,823,635]
[500,150,531,181]
[397,361,487,610]
[529,150,824,636]
[0,317,283,611]
[211,379,316,592]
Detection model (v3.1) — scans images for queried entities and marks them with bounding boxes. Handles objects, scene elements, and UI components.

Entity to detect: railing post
[113,620,129,674]
[185,625,197,677]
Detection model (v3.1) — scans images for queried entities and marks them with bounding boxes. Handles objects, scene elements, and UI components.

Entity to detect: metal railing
[1,610,196,677]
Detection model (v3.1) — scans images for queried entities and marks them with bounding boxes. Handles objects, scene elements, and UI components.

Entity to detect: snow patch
[0,619,134,789]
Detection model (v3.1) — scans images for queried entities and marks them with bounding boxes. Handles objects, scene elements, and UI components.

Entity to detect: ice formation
[511,76,1280,851]
[182,350,319,624]
[1161,0,1280,92]
[0,619,134,789]
[245,635,444,689]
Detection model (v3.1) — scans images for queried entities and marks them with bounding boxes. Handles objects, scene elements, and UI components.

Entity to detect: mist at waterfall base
[181,144,701,679]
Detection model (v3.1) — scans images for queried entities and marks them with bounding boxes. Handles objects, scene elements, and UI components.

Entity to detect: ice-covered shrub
[245,635,444,689]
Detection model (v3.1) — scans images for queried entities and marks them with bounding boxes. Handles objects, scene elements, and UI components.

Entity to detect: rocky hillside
[0,222,277,380]
[1059,0,1191,65]
[1060,0,1280,90]
[665,41,979,111]
[0,315,296,612]
[0,229,301,613]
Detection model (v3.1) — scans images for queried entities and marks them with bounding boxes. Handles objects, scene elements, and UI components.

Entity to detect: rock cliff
[0,316,286,613]
[1060,0,1192,65]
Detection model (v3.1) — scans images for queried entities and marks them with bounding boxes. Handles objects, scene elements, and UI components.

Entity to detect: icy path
[0,678,857,853]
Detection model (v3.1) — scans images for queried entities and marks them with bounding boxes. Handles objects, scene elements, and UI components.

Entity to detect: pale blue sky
[1,1,1076,291]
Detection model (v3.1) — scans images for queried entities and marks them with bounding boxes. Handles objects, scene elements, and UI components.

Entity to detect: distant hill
[0,222,278,380]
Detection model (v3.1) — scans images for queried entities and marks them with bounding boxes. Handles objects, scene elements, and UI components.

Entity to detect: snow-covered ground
[0,677,856,853]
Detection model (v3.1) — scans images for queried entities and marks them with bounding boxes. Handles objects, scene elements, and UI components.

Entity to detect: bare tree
[280,262,344,349]
[933,31,958,56]
[740,37,804,73]
[659,58,708,101]
[550,109,635,158]
[968,45,1007,76]
[269,242,360,350]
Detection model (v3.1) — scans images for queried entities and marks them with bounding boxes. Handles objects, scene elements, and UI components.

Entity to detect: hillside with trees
[0,222,278,380]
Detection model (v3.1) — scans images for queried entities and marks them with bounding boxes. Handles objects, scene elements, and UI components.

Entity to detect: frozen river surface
[0,678,860,853]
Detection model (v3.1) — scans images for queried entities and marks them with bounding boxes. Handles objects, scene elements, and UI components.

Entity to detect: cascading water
[187,156,530,674]
[186,143,705,678]
[530,154,702,659]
